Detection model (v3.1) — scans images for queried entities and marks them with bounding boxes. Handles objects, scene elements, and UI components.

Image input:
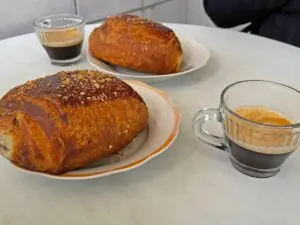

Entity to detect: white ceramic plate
[12,81,181,180]
[87,37,210,83]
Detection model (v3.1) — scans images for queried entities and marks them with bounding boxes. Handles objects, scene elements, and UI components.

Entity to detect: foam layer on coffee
[225,106,297,154]
[235,107,293,126]
[39,28,83,47]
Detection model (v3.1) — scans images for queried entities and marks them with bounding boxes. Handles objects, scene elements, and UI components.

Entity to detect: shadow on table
[155,50,221,89]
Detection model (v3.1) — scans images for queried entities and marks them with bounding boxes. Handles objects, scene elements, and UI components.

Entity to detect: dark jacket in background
[204,0,300,47]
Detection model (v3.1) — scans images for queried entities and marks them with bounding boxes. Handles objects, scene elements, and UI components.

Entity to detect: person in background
[204,0,300,48]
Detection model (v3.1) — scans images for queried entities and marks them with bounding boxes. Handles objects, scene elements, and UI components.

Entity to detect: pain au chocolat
[0,70,149,174]
[89,15,183,75]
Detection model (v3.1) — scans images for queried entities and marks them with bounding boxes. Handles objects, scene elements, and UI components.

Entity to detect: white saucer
[12,81,181,180]
[87,37,210,83]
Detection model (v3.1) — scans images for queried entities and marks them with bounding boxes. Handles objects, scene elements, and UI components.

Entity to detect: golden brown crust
[89,15,183,75]
[0,70,149,174]
[2,70,144,106]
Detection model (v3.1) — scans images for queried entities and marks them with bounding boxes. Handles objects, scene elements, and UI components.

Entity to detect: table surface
[0,23,300,225]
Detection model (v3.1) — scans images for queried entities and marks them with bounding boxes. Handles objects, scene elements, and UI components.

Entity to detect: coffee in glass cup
[34,14,85,65]
[193,80,300,178]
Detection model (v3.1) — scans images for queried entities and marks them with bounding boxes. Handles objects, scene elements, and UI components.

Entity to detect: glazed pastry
[89,15,183,75]
[0,70,149,174]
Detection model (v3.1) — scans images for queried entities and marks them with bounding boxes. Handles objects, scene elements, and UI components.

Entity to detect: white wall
[143,0,187,24]
[187,0,214,26]
[78,0,142,23]
[0,0,215,39]
[0,0,75,40]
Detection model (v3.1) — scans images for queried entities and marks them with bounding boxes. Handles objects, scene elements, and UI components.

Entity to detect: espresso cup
[34,14,85,65]
[193,80,300,178]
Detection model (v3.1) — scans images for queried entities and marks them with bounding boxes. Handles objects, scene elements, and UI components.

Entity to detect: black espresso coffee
[40,28,83,61]
[43,41,83,60]
[225,107,295,170]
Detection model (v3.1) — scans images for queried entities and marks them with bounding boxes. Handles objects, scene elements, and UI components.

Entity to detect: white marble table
[0,23,300,225]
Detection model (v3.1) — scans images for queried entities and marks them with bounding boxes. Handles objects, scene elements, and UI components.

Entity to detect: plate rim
[13,81,181,180]
[86,36,211,79]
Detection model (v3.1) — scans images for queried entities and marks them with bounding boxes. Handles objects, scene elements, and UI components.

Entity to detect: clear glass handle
[193,108,227,151]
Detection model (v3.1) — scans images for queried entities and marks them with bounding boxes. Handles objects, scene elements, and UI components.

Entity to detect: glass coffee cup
[34,14,85,65]
[193,80,300,178]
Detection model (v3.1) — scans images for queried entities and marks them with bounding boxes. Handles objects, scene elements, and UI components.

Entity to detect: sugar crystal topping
[18,70,143,106]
